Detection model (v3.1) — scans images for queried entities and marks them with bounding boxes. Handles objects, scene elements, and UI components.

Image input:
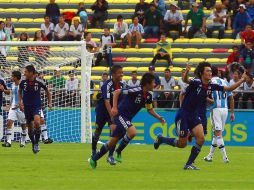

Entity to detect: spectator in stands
[148,66,161,108]
[33,30,48,63]
[202,0,216,10]
[41,15,54,41]
[4,18,15,41]
[206,3,227,39]
[177,68,188,90]
[95,27,116,66]
[46,0,60,25]
[134,0,149,24]
[153,0,166,16]
[158,68,176,108]
[18,32,29,64]
[150,34,172,67]
[69,18,83,41]
[127,16,144,48]
[221,0,232,30]
[143,3,162,39]
[54,15,69,41]
[239,41,254,74]
[0,78,8,113]
[240,24,254,46]
[127,71,140,87]
[77,2,88,29]
[0,21,7,65]
[164,2,183,38]
[229,70,242,109]
[241,74,254,109]
[91,0,108,28]
[65,70,79,107]
[232,4,252,39]
[113,15,129,47]
[184,2,206,39]
[227,46,240,65]
[247,0,254,26]
[48,68,66,107]
[232,0,247,19]
[85,32,98,53]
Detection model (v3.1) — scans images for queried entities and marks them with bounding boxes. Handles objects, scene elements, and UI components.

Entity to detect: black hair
[0,21,4,25]
[165,68,171,72]
[132,71,137,74]
[150,2,156,7]
[232,45,239,49]
[12,71,21,80]
[160,33,166,37]
[84,32,91,38]
[211,66,218,77]
[44,15,50,18]
[246,23,252,27]
[194,62,212,79]
[117,15,123,20]
[132,15,138,21]
[104,27,110,31]
[102,72,109,76]
[111,65,122,74]
[140,73,155,86]
[25,65,36,74]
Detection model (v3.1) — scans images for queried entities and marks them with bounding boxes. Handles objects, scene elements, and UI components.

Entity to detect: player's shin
[41,124,48,140]
[20,124,27,145]
[92,143,109,161]
[108,145,116,157]
[28,128,35,145]
[92,129,102,153]
[208,135,217,158]
[217,136,228,160]
[160,136,177,147]
[116,134,132,154]
[186,143,203,166]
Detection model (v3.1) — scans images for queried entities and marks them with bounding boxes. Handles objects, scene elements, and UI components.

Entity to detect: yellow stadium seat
[57,0,69,3]
[203,10,211,14]
[12,38,18,41]
[123,67,137,72]
[125,19,132,24]
[197,48,213,53]
[123,48,138,53]
[19,8,34,13]
[76,75,82,80]
[10,47,18,51]
[47,57,65,62]
[174,86,180,90]
[33,18,44,23]
[113,0,126,3]
[189,38,204,43]
[12,0,25,2]
[166,38,173,43]
[94,84,100,89]
[91,75,101,81]
[225,30,232,34]
[92,66,109,71]
[6,57,17,61]
[112,48,124,52]
[43,75,53,80]
[181,10,189,14]
[170,67,183,72]
[86,28,103,33]
[71,0,84,3]
[127,57,142,62]
[19,18,34,23]
[40,0,50,3]
[203,38,219,43]
[15,28,27,32]
[65,57,78,62]
[29,57,35,62]
[155,67,166,72]
[171,48,183,53]
[123,76,131,81]
[137,67,149,72]
[105,19,116,23]
[174,38,189,43]
[76,67,81,71]
[206,58,221,63]
[220,58,228,63]
[138,48,153,53]
[0,0,10,3]
[108,9,123,13]
[91,38,100,42]
[62,8,76,12]
[11,18,18,22]
[26,28,40,32]
[4,8,19,13]
[182,48,198,53]
[173,58,188,63]
[189,58,205,63]
[228,49,233,53]
[122,9,134,13]
[234,39,241,44]
[60,66,75,71]
[63,76,69,80]
[219,39,234,43]
[25,0,40,3]
[64,47,78,51]
[141,58,153,62]
[0,9,5,13]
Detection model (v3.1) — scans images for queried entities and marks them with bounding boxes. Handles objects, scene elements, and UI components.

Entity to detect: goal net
[0,41,93,143]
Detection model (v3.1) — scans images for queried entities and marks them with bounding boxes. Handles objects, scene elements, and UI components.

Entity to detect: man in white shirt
[229,70,242,109]
[158,68,176,108]
[206,3,227,39]
[127,71,140,87]
[177,69,188,90]
[240,74,254,109]
[113,15,128,47]
[65,70,79,106]
[0,21,7,65]
[69,18,83,41]
[41,15,54,41]
[54,15,69,41]
[164,2,184,37]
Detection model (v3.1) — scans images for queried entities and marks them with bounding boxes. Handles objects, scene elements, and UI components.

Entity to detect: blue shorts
[175,109,202,138]
[24,105,41,123]
[95,107,113,130]
[200,115,207,135]
[112,115,132,138]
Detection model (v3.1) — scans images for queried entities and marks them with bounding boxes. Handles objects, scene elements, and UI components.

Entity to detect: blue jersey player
[154,62,247,170]
[18,65,52,154]
[92,65,124,165]
[89,73,166,169]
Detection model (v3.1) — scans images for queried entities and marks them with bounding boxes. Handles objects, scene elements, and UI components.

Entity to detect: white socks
[41,124,48,140]
[217,136,228,159]
[6,128,12,144]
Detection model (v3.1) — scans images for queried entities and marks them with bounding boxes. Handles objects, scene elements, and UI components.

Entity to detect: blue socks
[92,131,101,153]
[116,134,131,154]
[186,143,202,166]
[34,128,41,144]
[28,128,35,145]
[108,145,116,157]
[92,143,109,161]
[160,136,177,147]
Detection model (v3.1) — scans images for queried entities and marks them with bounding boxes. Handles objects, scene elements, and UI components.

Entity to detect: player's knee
[177,138,187,148]
[127,126,136,139]
[197,136,205,145]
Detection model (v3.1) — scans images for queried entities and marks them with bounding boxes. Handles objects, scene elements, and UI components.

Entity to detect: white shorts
[7,109,26,124]
[40,109,44,118]
[210,108,228,131]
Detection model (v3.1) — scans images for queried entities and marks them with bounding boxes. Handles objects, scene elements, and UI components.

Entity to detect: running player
[204,66,235,163]
[92,65,124,165]
[2,71,27,148]
[154,62,246,170]
[18,65,52,154]
[88,73,165,169]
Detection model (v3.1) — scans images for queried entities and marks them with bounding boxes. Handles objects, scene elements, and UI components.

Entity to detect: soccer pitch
[0,144,253,190]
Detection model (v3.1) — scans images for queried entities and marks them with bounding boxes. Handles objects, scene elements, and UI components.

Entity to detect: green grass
[0,143,254,190]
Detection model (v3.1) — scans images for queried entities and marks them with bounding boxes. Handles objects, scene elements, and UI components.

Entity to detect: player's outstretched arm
[229,95,235,122]
[224,72,246,92]
[183,64,191,84]
[46,89,52,109]
[111,89,121,117]
[147,108,166,125]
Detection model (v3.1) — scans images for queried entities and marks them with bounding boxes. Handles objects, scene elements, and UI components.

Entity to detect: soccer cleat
[204,156,213,162]
[154,134,162,150]
[2,142,11,147]
[184,164,200,170]
[107,156,117,165]
[114,152,122,163]
[88,158,97,169]
[223,157,230,163]
[43,138,53,144]
[32,144,40,154]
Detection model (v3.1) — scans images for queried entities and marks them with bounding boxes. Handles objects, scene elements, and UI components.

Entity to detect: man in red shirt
[227,46,240,65]
[240,24,254,45]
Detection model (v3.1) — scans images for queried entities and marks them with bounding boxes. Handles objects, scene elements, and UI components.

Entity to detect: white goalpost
[0,41,93,143]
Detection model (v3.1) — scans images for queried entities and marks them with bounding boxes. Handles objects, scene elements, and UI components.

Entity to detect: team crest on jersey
[135,94,142,104]
[207,86,212,95]
[34,82,39,91]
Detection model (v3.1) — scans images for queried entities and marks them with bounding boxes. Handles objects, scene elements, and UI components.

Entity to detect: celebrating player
[92,65,124,165]
[18,65,52,154]
[88,73,165,169]
[204,66,235,163]
[2,71,27,147]
[154,62,246,170]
